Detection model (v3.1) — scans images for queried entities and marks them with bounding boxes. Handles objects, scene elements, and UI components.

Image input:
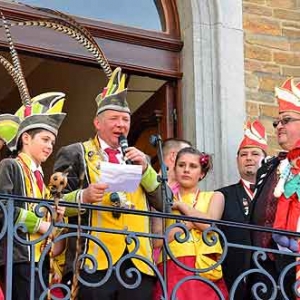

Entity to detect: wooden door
[129,81,177,170]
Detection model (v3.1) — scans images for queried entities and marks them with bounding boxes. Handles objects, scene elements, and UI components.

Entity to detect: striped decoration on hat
[275,77,300,113]
[239,120,268,152]
[95,67,130,115]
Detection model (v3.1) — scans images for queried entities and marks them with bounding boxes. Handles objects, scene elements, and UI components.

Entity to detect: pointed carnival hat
[275,77,300,113]
[0,11,66,151]
[0,114,20,147]
[238,120,268,152]
[95,67,130,115]
[12,92,66,151]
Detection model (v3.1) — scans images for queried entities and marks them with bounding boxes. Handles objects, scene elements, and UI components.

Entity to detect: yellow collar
[18,152,44,177]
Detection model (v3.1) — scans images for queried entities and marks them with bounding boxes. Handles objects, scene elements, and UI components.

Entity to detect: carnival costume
[0,10,68,300]
[273,140,300,252]
[271,79,300,253]
[153,190,228,300]
[54,67,169,299]
[218,120,267,299]
[251,77,300,300]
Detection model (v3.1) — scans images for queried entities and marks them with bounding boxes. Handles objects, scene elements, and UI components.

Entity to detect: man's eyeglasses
[272,117,300,128]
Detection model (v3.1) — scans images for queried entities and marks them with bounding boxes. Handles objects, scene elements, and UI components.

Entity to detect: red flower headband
[199,152,210,167]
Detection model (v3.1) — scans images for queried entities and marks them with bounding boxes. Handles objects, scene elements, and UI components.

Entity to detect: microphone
[118,135,133,164]
[110,192,121,219]
[149,134,162,147]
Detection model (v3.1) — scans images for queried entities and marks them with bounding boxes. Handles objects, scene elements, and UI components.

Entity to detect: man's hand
[125,147,148,173]
[39,220,51,234]
[82,183,109,204]
[172,201,188,212]
[56,204,65,222]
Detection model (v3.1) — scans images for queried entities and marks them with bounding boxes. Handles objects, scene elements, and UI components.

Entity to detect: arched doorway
[0,0,183,176]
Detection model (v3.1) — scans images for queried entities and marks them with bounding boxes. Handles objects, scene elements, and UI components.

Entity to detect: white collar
[241,178,254,189]
[97,135,124,164]
[98,135,121,152]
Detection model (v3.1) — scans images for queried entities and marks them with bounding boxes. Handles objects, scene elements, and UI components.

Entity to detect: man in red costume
[272,140,300,252]
[251,77,300,299]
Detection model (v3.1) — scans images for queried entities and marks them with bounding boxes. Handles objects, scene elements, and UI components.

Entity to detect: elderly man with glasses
[250,77,300,300]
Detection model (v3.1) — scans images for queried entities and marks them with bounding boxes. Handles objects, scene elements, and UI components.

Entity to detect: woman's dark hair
[175,147,213,179]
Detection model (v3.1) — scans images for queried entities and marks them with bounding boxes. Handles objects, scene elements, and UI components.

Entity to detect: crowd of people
[0,9,299,300]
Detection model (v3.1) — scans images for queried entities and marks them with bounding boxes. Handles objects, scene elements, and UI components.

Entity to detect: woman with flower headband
[153,147,228,300]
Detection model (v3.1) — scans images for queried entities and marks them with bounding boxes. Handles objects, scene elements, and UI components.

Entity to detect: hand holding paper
[99,161,142,192]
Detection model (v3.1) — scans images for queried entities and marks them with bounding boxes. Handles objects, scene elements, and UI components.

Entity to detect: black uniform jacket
[0,159,33,265]
[217,181,252,295]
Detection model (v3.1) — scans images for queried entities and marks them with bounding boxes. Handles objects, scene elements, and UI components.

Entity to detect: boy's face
[22,130,56,165]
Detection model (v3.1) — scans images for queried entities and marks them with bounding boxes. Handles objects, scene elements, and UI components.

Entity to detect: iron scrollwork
[0,194,299,299]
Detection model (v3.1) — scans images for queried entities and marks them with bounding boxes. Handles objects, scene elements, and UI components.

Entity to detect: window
[18,0,165,31]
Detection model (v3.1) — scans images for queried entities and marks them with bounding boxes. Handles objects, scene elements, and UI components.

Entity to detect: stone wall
[243,0,300,154]
[177,0,245,188]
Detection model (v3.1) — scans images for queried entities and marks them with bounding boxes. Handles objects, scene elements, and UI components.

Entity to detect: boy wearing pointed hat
[215,119,267,298]
[0,92,67,300]
[0,11,70,298]
[250,77,300,299]
[54,67,170,300]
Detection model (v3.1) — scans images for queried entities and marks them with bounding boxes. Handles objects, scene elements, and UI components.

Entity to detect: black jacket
[217,182,252,297]
[0,158,33,265]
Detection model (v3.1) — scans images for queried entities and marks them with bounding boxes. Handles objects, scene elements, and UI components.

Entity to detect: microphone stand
[149,134,173,209]
[149,134,173,295]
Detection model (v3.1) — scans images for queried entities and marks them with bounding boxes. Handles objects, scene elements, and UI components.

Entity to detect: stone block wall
[243,0,300,154]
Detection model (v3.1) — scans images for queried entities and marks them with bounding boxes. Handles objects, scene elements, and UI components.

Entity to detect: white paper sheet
[99,161,143,192]
[276,244,292,253]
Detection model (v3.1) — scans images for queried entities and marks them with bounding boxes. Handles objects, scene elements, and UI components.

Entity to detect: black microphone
[118,135,133,165]
[110,192,121,219]
[149,134,162,147]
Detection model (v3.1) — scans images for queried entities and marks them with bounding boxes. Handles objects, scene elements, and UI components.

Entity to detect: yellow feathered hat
[95,67,130,115]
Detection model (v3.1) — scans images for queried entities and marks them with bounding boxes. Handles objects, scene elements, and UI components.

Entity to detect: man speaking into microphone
[54,67,170,300]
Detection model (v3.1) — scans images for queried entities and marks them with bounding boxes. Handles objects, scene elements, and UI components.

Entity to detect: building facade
[0,0,298,189]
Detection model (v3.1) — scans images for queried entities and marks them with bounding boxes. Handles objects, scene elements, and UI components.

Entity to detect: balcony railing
[0,193,299,300]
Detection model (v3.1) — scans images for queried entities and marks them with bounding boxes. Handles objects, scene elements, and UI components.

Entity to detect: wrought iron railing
[0,194,299,300]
